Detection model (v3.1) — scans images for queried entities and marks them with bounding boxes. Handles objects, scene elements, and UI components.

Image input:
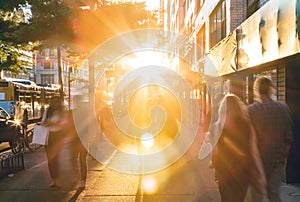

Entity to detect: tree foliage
[0,43,24,76]
[0,0,158,75]
[16,0,75,48]
[0,0,27,12]
[14,1,156,53]
[0,1,30,75]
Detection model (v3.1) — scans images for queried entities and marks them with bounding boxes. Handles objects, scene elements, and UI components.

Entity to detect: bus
[0,78,60,125]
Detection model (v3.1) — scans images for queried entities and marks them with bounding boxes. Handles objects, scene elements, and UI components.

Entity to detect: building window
[41,74,54,84]
[247,0,259,17]
[41,49,50,57]
[196,26,206,59]
[259,0,269,7]
[195,0,203,14]
[247,0,269,18]
[50,49,57,56]
[44,60,52,69]
[209,0,226,48]
[247,0,256,5]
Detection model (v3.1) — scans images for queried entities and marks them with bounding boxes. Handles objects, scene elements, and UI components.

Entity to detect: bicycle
[21,122,43,152]
[1,119,25,154]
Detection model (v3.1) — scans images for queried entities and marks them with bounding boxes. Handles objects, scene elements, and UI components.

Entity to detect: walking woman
[211,94,266,202]
[42,96,67,188]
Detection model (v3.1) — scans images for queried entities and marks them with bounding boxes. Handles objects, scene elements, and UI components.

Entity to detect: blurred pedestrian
[249,77,293,202]
[211,94,266,202]
[66,95,91,189]
[65,109,88,189]
[42,96,67,188]
[203,93,224,134]
[199,93,224,160]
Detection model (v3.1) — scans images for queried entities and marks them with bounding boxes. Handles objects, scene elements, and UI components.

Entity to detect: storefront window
[259,66,286,102]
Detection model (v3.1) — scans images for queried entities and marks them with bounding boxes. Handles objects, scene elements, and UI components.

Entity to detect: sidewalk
[0,146,299,202]
[0,147,72,202]
[0,145,105,202]
[67,149,300,202]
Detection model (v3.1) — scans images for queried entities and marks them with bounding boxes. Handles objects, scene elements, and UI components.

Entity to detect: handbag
[32,124,50,145]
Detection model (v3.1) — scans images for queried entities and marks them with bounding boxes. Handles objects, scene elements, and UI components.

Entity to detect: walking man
[248,77,293,202]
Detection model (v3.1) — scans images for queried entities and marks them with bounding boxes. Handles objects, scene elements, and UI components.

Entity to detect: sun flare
[119,51,171,70]
[110,0,160,10]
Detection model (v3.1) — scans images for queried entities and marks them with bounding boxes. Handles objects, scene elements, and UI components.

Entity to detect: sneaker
[79,180,86,188]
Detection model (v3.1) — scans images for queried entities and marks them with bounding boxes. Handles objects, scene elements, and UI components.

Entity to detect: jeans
[251,166,283,202]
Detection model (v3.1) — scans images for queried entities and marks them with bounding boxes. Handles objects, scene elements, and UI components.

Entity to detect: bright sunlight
[110,0,160,10]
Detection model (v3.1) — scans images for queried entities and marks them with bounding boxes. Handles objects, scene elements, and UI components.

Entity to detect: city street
[0,144,220,202]
[1,1,300,201]
[0,141,299,202]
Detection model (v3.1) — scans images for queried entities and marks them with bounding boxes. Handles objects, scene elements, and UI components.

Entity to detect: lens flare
[141,133,154,148]
[142,176,157,194]
[73,29,222,174]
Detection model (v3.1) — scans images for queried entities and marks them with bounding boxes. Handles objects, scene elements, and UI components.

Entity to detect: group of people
[41,96,88,189]
[38,76,293,202]
[209,77,293,202]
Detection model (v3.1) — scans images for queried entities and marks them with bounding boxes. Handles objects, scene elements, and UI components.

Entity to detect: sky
[111,0,161,10]
[143,0,161,10]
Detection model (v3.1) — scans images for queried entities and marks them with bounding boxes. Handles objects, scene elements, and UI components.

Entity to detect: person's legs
[45,132,61,187]
[218,181,231,202]
[218,177,248,202]
[79,147,88,181]
[45,146,59,185]
[78,143,88,188]
[266,166,283,202]
[251,186,265,202]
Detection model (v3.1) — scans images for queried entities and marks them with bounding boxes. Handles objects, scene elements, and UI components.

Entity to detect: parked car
[0,107,24,154]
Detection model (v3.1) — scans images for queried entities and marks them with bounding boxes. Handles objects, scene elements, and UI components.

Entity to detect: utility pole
[54,0,64,100]
[57,45,64,99]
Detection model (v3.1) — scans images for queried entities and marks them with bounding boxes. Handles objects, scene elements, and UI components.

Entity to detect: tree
[0,43,25,77]
[0,0,158,94]
[0,1,31,76]
[15,0,77,98]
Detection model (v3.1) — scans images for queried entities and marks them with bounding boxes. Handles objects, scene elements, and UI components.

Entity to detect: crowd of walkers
[208,76,293,202]
[38,76,293,202]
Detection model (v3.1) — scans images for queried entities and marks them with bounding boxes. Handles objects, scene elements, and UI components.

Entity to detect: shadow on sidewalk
[68,187,85,202]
